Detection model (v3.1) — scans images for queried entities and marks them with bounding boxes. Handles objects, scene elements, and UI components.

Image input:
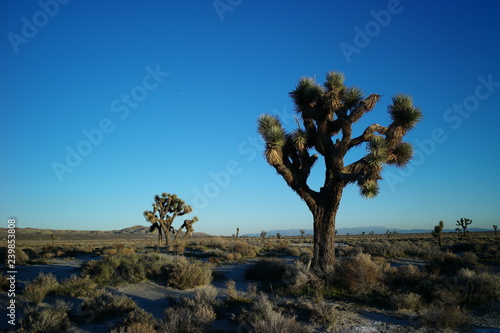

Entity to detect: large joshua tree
[144,193,194,248]
[258,71,422,273]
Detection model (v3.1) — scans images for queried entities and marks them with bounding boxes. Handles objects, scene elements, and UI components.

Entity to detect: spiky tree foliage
[432,220,444,247]
[258,71,422,273]
[456,218,473,237]
[174,217,199,242]
[144,193,193,248]
[494,225,498,238]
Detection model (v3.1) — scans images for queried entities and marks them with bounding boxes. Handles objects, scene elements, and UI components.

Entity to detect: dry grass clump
[0,273,9,292]
[245,258,287,282]
[81,289,137,321]
[384,264,425,291]
[340,253,384,295]
[20,300,71,333]
[23,272,59,304]
[167,259,213,290]
[304,297,340,328]
[238,293,312,333]
[57,274,97,297]
[16,248,30,265]
[110,308,157,333]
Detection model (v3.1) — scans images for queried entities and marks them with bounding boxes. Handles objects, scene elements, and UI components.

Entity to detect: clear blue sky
[1,0,499,235]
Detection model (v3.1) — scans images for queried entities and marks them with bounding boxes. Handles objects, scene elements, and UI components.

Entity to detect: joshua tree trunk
[311,187,342,272]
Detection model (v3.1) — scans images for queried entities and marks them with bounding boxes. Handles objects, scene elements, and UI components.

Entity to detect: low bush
[23,272,59,304]
[238,293,312,333]
[427,252,467,274]
[245,258,287,282]
[389,292,421,311]
[81,289,137,321]
[20,300,71,333]
[167,259,213,290]
[110,308,156,333]
[420,303,470,329]
[159,297,216,333]
[57,274,97,297]
[340,253,384,295]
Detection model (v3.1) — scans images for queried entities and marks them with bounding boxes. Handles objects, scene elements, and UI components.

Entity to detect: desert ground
[1,229,499,332]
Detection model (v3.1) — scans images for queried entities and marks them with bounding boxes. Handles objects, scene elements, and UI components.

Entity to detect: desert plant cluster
[1,229,498,332]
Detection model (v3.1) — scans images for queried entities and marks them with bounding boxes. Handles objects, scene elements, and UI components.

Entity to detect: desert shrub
[454,268,500,306]
[384,264,424,291]
[461,251,478,265]
[239,293,312,333]
[389,292,421,311]
[23,272,59,304]
[84,253,146,285]
[306,298,339,327]
[427,251,466,274]
[110,308,156,333]
[0,273,9,292]
[245,258,287,282]
[167,259,212,290]
[16,248,30,265]
[420,304,470,329]
[20,300,71,333]
[159,299,216,333]
[57,274,97,297]
[206,236,229,250]
[81,289,136,321]
[282,260,318,291]
[286,246,301,257]
[192,285,219,306]
[449,241,479,253]
[341,253,383,295]
[232,240,258,258]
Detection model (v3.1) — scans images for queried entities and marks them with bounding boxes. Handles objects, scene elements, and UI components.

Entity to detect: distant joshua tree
[260,230,267,240]
[456,218,472,237]
[493,225,498,238]
[300,229,306,238]
[258,71,421,273]
[432,220,444,247]
[50,234,59,245]
[361,231,366,236]
[236,227,240,239]
[144,193,195,248]
[276,232,282,239]
[369,231,374,236]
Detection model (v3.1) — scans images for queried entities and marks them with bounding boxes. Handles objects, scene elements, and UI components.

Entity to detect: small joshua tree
[432,220,444,247]
[144,193,193,248]
[236,227,240,239]
[300,229,306,238]
[258,71,421,273]
[493,225,498,238]
[276,232,281,239]
[456,218,472,237]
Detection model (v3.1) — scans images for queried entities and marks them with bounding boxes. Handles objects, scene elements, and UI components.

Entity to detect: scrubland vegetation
[1,231,499,332]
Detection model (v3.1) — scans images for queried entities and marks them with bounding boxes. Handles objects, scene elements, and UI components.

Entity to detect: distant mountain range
[2,225,210,241]
[243,226,492,237]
